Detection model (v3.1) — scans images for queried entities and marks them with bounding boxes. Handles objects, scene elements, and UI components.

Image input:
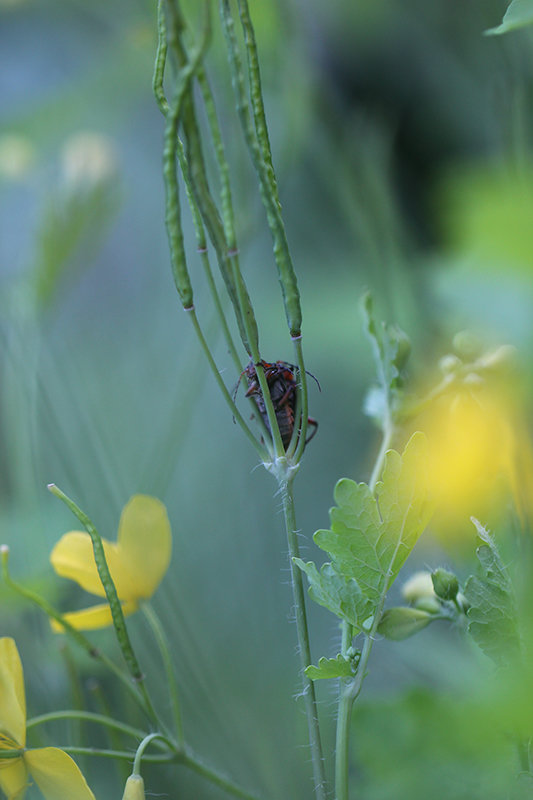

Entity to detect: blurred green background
[2,0,533,797]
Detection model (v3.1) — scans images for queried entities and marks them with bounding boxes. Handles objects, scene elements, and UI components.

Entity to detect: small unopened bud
[122,774,145,800]
[438,354,462,375]
[453,330,483,361]
[402,571,435,604]
[390,326,411,373]
[431,568,459,601]
[378,607,433,641]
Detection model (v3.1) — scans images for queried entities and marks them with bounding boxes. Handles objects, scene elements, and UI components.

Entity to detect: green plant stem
[47,485,158,726]
[142,603,184,745]
[279,474,328,800]
[59,746,173,763]
[27,711,151,743]
[335,421,394,800]
[181,744,263,800]
[185,306,267,458]
[290,335,310,463]
[133,732,168,774]
[60,734,264,800]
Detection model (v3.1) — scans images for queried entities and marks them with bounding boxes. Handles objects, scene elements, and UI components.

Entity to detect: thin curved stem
[47,485,159,726]
[335,422,394,800]
[27,711,149,743]
[0,547,149,717]
[182,744,264,800]
[59,746,173,763]
[141,603,184,745]
[132,732,168,774]
[185,307,268,459]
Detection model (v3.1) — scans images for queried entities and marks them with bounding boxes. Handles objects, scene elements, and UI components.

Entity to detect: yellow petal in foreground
[0,639,95,800]
[0,638,26,747]
[25,748,95,800]
[0,748,28,800]
[50,495,172,630]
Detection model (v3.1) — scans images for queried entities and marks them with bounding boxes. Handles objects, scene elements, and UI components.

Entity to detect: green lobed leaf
[314,432,433,604]
[305,654,355,681]
[296,432,433,630]
[464,518,521,666]
[293,559,372,631]
[485,0,533,35]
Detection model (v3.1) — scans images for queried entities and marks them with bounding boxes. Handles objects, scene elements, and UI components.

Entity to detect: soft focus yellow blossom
[0,638,95,800]
[50,495,171,631]
[60,131,117,189]
[416,382,533,542]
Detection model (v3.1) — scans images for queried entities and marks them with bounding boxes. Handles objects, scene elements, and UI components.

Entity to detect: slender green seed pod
[163,38,210,308]
[152,0,169,116]
[197,66,237,250]
[220,0,302,337]
[47,485,143,682]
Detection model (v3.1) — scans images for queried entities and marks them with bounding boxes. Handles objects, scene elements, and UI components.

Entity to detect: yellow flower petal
[116,496,172,599]
[50,532,133,599]
[0,755,28,800]
[50,600,139,632]
[0,639,26,746]
[25,748,95,800]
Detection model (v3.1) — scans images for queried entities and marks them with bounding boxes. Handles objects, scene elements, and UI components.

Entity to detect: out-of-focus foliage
[2,0,533,797]
[487,0,533,35]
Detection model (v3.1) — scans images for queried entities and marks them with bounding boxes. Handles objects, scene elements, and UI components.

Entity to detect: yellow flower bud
[122,774,145,800]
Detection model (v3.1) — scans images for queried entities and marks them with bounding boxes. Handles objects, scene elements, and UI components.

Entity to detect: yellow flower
[415,382,533,542]
[0,637,95,800]
[50,495,171,631]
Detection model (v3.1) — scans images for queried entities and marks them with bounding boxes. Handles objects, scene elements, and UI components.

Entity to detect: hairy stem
[280,474,328,800]
[334,421,394,800]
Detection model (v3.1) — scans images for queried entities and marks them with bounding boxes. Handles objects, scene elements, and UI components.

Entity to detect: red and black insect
[235,359,319,450]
